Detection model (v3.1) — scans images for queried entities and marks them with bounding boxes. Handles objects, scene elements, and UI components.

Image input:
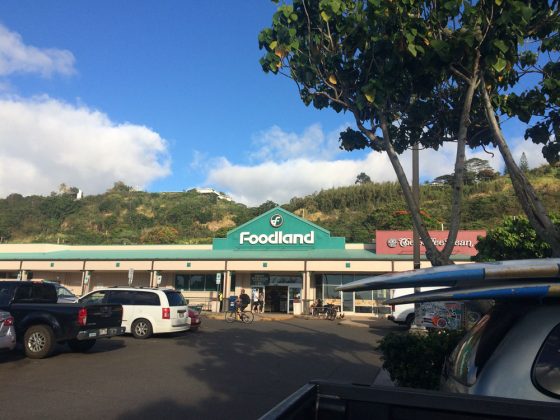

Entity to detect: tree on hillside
[108,181,134,193]
[519,153,529,173]
[260,0,560,260]
[355,172,372,185]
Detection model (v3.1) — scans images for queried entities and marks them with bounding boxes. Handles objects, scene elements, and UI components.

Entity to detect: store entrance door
[265,285,288,313]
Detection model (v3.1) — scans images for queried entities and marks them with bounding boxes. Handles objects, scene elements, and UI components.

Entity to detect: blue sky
[0,1,547,206]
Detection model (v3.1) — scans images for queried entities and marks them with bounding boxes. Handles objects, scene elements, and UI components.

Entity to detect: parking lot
[1,317,398,419]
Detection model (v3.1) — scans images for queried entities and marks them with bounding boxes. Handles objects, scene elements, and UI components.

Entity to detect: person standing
[252,288,259,312]
[258,290,264,313]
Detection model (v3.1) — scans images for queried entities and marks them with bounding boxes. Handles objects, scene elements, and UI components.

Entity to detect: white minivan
[80,287,190,338]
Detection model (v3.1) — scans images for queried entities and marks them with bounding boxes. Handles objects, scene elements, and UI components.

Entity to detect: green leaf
[407,43,418,57]
[492,57,507,73]
[493,40,508,54]
[321,11,330,22]
[269,40,278,50]
[495,0,503,5]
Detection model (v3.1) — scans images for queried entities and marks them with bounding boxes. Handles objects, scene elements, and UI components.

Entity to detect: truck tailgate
[85,304,123,328]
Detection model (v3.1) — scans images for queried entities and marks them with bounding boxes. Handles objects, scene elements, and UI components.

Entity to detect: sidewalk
[202,312,384,327]
[202,311,295,321]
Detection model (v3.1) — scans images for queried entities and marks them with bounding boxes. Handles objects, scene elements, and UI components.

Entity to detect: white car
[79,287,189,339]
[0,310,16,351]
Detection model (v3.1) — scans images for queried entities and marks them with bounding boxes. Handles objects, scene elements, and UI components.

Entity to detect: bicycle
[310,304,339,321]
[225,307,254,324]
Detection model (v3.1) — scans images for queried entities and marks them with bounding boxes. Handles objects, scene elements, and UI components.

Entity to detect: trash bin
[228,296,237,312]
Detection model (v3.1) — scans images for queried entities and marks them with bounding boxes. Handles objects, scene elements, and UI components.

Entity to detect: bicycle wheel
[327,309,337,321]
[241,311,254,324]
[225,311,236,323]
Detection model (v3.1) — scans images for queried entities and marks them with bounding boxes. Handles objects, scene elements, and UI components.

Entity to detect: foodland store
[0,207,477,315]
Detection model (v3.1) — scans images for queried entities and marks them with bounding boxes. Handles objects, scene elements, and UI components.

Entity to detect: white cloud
[203,124,553,206]
[0,96,171,197]
[206,154,389,206]
[0,24,75,77]
[250,124,343,162]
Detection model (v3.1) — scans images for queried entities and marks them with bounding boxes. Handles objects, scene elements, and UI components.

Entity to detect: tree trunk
[442,55,480,258]
[480,80,560,257]
[376,114,450,266]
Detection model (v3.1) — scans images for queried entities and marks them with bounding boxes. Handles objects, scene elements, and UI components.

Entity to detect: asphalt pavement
[0,317,400,419]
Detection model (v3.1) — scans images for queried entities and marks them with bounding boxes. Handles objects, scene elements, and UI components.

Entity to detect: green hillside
[0,166,559,245]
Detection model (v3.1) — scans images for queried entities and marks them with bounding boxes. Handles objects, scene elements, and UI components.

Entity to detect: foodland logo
[270,214,284,228]
[240,230,315,245]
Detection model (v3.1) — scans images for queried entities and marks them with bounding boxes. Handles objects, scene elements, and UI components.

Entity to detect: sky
[0,1,549,206]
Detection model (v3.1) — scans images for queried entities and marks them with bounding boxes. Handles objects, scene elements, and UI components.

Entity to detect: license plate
[99,328,107,336]
[179,312,184,318]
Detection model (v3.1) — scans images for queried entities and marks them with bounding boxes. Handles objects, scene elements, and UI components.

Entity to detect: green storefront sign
[213,207,345,250]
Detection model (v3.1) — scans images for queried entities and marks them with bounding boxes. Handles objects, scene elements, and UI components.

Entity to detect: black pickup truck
[0,281,125,358]
[261,381,560,420]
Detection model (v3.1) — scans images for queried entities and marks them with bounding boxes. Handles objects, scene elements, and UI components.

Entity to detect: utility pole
[412,143,424,329]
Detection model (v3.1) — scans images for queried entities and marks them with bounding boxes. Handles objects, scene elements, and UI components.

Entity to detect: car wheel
[24,325,55,359]
[405,313,415,327]
[67,339,96,352]
[131,318,153,339]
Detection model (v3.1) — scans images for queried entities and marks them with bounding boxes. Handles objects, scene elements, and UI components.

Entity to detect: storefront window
[174,274,219,292]
[251,273,269,286]
[189,275,205,291]
[324,285,340,299]
[315,273,388,313]
[250,274,303,286]
[175,275,188,291]
[270,275,302,285]
[324,274,342,286]
[204,275,218,291]
[342,274,355,284]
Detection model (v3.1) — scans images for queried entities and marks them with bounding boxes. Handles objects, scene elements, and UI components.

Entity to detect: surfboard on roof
[335,259,560,293]
[386,282,560,305]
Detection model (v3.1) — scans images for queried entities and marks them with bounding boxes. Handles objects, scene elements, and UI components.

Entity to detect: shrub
[376,329,464,389]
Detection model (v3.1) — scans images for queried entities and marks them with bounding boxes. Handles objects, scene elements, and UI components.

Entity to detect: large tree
[260,0,483,265]
[260,0,560,261]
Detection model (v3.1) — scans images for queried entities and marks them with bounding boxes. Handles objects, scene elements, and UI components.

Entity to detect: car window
[133,291,160,306]
[106,290,135,305]
[447,302,527,386]
[80,291,107,304]
[0,284,16,305]
[164,290,186,307]
[532,322,560,399]
[57,285,76,298]
[14,284,57,302]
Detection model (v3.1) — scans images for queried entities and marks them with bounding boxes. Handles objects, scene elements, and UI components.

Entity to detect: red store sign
[376,230,486,256]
